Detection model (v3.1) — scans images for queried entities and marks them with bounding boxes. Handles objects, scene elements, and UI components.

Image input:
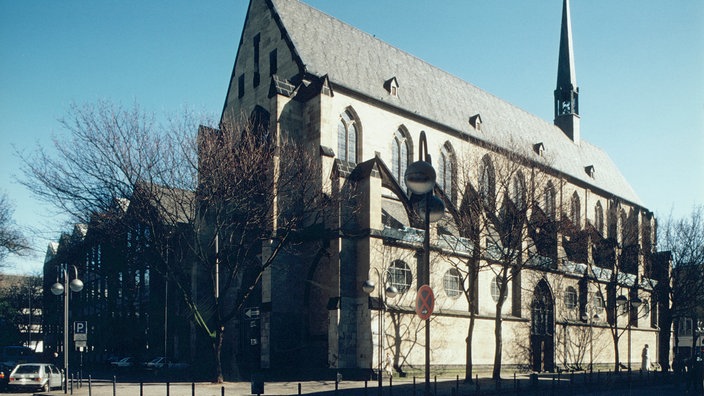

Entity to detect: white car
[8,363,63,392]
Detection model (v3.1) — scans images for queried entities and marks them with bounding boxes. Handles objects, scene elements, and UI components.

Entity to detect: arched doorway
[531,279,555,372]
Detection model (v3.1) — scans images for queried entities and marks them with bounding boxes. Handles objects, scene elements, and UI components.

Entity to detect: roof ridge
[264,0,643,207]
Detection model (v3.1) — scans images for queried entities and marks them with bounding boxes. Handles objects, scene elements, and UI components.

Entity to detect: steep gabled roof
[266,0,641,206]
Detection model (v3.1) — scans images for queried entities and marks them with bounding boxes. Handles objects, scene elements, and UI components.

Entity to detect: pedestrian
[384,352,394,378]
[641,344,650,371]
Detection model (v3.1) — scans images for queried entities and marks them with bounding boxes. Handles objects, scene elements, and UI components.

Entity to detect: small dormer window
[469,114,482,130]
[585,165,595,178]
[384,77,399,97]
[533,143,545,156]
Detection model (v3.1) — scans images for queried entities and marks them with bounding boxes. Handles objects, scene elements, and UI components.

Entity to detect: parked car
[144,357,189,370]
[144,356,167,370]
[7,363,63,392]
[110,357,135,368]
[0,363,11,391]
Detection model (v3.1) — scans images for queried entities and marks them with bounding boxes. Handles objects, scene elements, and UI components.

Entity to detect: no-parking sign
[415,285,435,320]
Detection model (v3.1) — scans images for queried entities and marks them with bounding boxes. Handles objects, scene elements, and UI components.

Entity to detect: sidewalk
[32,370,685,396]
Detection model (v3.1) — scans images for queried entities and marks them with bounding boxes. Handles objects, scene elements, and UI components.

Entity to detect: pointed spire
[554,0,580,144]
[557,0,577,90]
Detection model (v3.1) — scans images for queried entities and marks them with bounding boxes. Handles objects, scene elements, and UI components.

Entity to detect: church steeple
[554,0,580,144]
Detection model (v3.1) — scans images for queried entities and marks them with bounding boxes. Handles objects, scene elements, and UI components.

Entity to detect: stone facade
[220,0,669,375]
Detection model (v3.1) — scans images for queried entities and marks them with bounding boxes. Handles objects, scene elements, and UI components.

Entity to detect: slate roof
[267,0,643,206]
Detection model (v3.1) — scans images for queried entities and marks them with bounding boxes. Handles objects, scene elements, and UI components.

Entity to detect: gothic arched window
[544,182,556,220]
[337,109,358,163]
[570,192,581,229]
[531,280,554,336]
[438,142,455,202]
[595,201,604,235]
[392,128,410,192]
[511,172,526,210]
[480,155,495,210]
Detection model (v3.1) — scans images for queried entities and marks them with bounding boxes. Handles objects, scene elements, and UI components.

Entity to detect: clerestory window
[337,110,358,163]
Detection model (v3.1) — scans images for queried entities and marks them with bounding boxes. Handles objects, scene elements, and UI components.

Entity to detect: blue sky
[1,0,702,275]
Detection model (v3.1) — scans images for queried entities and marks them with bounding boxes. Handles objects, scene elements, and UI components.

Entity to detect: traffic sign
[244,307,260,319]
[74,321,88,342]
[74,321,88,334]
[415,285,435,320]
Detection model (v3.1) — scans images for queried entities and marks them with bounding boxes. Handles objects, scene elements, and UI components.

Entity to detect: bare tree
[659,205,704,363]
[0,193,29,266]
[18,100,331,381]
[441,144,556,381]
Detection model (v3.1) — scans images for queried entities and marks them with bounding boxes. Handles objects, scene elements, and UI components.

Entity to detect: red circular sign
[415,285,435,320]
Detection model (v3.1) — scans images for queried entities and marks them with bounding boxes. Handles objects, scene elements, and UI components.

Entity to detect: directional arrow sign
[244,307,260,319]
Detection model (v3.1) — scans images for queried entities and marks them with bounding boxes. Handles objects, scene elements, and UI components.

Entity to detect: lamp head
[405,161,436,195]
[385,286,399,299]
[616,295,628,306]
[69,279,84,293]
[51,282,64,296]
[416,194,445,223]
[630,295,642,308]
[362,279,376,295]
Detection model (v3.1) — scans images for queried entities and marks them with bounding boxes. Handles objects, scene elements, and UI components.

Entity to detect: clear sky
[1,0,702,275]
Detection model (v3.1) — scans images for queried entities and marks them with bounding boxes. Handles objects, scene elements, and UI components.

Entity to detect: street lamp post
[51,265,83,394]
[363,270,398,394]
[404,131,444,396]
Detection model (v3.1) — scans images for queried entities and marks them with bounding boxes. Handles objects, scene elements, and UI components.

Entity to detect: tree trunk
[214,325,225,383]
[612,331,620,372]
[465,313,475,383]
[492,304,503,380]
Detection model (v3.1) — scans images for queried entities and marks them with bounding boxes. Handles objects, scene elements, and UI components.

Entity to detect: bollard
[192,382,195,396]
[88,375,92,396]
[298,382,302,395]
[140,382,144,396]
[364,380,367,396]
[476,374,480,392]
[221,385,225,396]
[434,375,437,395]
[71,373,74,395]
[112,376,116,396]
[413,376,416,395]
[389,375,393,396]
[251,373,264,395]
[457,374,460,394]
[167,381,171,396]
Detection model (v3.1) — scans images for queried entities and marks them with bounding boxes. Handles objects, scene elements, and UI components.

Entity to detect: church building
[220,0,671,375]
